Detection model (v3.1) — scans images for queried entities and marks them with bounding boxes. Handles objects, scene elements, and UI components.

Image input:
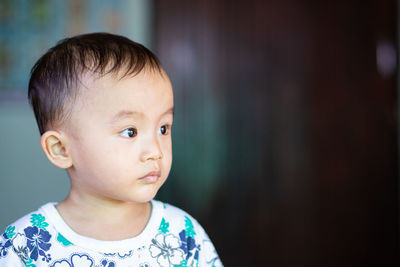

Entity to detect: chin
[132,189,160,203]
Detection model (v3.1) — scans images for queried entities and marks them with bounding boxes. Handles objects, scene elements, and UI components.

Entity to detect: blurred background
[0,0,398,266]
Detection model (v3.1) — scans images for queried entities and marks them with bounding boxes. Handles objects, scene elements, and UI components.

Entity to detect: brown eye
[160,125,169,135]
[120,127,137,138]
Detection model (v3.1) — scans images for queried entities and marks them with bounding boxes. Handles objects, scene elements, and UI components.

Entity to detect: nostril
[141,150,163,162]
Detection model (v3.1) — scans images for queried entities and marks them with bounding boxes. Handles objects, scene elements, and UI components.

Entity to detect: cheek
[162,142,173,169]
[162,138,172,156]
[70,137,116,172]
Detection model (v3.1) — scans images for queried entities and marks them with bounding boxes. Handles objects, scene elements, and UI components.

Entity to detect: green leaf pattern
[5,226,16,239]
[184,216,196,238]
[30,214,49,230]
[56,233,73,246]
[158,218,170,234]
[25,258,36,267]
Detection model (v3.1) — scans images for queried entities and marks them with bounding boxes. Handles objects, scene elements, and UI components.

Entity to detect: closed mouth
[139,171,161,182]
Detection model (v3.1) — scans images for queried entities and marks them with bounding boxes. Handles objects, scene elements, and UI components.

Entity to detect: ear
[40,130,72,169]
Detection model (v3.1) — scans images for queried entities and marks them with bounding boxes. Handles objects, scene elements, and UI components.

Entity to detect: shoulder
[152,199,202,233]
[1,203,54,239]
[152,200,223,266]
[0,203,56,265]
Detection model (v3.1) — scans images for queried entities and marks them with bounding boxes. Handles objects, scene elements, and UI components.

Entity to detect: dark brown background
[154,0,399,266]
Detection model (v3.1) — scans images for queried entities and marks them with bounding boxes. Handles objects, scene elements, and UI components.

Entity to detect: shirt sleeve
[0,220,34,267]
[0,252,25,267]
[194,220,223,267]
[0,233,25,267]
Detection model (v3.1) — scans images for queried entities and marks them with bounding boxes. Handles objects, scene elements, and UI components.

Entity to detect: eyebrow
[163,106,175,116]
[111,106,174,123]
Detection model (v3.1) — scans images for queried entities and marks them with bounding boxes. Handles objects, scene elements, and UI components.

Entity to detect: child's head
[28,32,162,135]
[28,33,174,203]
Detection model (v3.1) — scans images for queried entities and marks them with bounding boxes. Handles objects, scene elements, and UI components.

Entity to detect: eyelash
[119,125,171,138]
[120,127,137,138]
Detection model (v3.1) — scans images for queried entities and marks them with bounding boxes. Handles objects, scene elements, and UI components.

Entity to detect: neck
[56,189,152,240]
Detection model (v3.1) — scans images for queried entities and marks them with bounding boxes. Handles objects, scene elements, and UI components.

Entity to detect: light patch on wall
[376,39,396,78]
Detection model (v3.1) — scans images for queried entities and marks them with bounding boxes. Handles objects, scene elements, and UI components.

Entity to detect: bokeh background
[0,0,398,266]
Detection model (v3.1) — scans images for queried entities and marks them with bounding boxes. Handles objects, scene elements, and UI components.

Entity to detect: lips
[139,171,161,183]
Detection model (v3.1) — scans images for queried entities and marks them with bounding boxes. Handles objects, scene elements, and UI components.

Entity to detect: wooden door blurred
[153,0,398,266]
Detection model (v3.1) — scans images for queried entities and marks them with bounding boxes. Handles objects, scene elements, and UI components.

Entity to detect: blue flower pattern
[0,214,53,265]
[0,233,12,258]
[178,230,200,262]
[150,216,201,267]
[24,226,52,262]
[179,216,200,263]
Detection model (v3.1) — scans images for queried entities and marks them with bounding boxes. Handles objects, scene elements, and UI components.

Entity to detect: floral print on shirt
[0,213,53,265]
[0,202,222,267]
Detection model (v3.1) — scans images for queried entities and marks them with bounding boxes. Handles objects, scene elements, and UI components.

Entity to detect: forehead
[64,69,173,131]
[79,68,173,107]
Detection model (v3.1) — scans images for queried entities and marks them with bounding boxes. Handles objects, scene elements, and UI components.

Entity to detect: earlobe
[40,131,72,169]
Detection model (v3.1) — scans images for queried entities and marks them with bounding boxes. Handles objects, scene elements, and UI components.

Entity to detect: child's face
[64,69,174,204]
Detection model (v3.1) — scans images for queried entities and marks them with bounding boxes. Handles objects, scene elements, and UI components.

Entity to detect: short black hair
[28,32,162,135]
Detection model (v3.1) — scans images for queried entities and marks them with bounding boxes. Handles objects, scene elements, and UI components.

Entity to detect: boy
[0,33,222,267]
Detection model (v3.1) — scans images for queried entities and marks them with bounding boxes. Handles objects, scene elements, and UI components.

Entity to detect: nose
[140,136,163,162]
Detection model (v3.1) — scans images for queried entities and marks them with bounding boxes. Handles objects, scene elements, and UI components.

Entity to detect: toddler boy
[0,33,222,267]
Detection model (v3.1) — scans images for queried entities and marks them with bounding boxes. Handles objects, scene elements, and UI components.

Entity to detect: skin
[41,68,174,240]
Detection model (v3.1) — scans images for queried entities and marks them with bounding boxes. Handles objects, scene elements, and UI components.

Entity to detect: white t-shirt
[0,200,222,267]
